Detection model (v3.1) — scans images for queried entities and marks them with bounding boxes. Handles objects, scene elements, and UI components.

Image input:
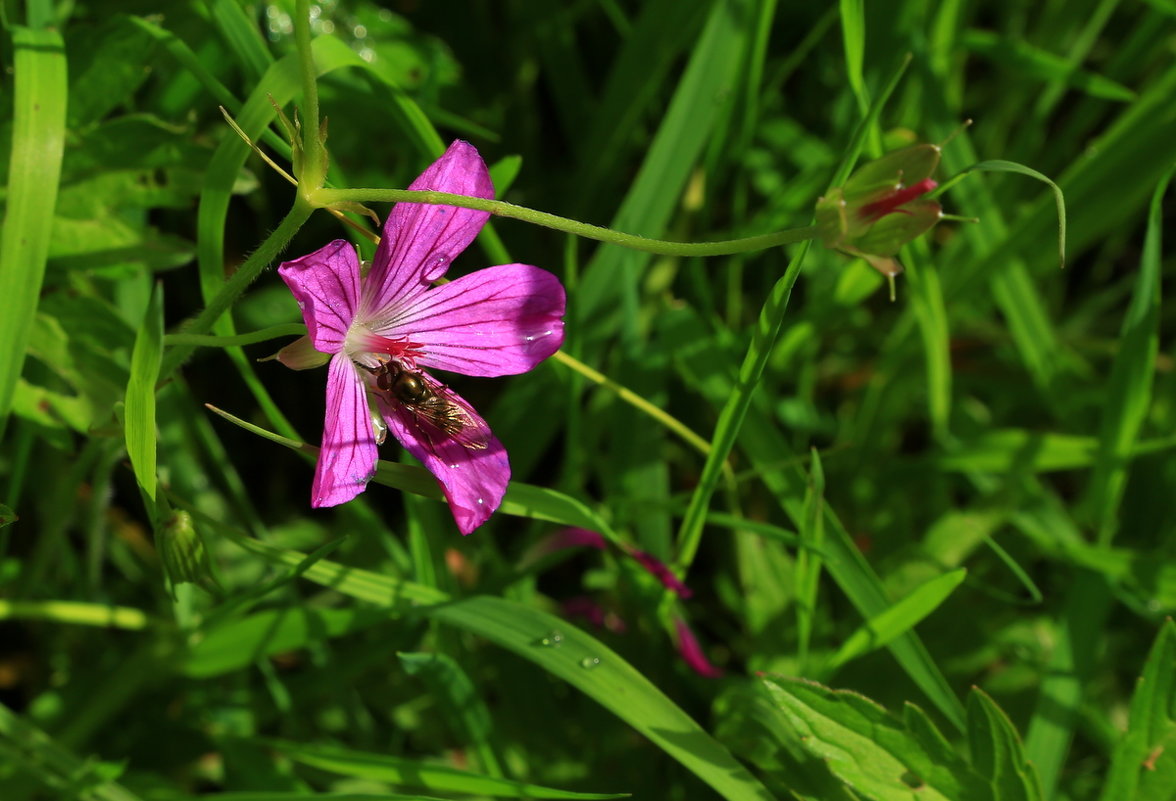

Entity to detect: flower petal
[311,353,378,507]
[362,140,494,318]
[674,617,724,678]
[277,240,361,355]
[382,264,565,377]
[375,373,509,535]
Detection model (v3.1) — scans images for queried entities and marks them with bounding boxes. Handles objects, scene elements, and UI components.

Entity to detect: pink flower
[277,141,566,534]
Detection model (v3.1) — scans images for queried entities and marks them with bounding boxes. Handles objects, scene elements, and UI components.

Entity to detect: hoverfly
[369,361,490,451]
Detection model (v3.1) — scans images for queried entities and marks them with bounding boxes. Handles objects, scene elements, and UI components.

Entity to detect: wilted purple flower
[674,617,724,678]
[277,141,566,534]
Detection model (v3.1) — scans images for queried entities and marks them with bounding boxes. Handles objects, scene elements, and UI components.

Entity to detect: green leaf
[760,677,980,801]
[124,284,164,503]
[966,688,1045,801]
[0,504,16,528]
[263,739,626,800]
[1100,619,1176,801]
[825,568,967,672]
[838,0,867,113]
[0,27,67,433]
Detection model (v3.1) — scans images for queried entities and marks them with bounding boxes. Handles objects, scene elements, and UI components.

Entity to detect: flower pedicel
[277,141,566,534]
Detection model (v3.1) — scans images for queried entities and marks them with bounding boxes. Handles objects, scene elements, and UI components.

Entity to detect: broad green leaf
[264,740,625,800]
[0,27,67,433]
[124,284,164,503]
[760,677,980,801]
[1100,619,1176,801]
[966,689,1044,801]
[224,533,777,801]
[825,568,966,672]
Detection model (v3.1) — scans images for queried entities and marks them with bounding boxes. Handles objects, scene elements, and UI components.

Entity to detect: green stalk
[160,199,314,380]
[293,0,326,191]
[314,187,815,257]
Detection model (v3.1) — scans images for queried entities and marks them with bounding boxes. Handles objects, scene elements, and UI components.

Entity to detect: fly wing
[374,371,509,535]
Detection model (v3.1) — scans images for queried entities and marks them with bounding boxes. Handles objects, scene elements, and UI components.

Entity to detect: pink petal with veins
[374,373,509,535]
[383,264,565,376]
[277,240,361,355]
[361,141,494,319]
[312,354,379,507]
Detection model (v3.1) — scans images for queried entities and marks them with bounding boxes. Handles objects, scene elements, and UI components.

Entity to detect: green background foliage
[1,1,1174,800]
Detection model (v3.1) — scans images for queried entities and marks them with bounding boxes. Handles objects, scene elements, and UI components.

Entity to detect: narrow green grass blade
[0,27,67,431]
[267,739,623,799]
[1024,572,1113,797]
[839,0,867,113]
[1099,619,1176,801]
[796,448,826,670]
[825,569,967,673]
[124,284,163,503]
[962,29,1135,102]
[904,247,952,438]
[948,159,1067,270]
[577,0,752,336]
[1084,165,1172,543]
[229,535,778,801]
[207,0,273,81]
[398,651,504,778]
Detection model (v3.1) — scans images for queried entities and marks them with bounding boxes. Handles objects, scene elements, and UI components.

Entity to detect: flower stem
[313,187,816,257]
[163,323,307,348]
[293,0,325,191]
[160,199,314,380]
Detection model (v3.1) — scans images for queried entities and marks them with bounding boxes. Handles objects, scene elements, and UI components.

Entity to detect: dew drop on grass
[536,630,564,648]
[579,657,601,670]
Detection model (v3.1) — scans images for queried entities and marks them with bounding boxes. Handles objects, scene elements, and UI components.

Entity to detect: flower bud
[816,144,944,277]
[158,510,219,595]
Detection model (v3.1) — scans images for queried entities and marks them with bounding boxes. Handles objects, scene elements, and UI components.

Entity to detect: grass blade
[0,27,67,432]
[124,284,163,503]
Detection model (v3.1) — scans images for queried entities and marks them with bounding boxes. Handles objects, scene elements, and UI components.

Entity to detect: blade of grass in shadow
[124,284,163,504]
[0,27,67,434]
[824,568,967,674]
[221,533,779,801]
[1083,165,1172,544]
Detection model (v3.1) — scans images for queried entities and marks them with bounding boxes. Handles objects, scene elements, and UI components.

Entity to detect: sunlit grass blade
[0,27,67,432]
[839,0,867,114]
[225,533,778,801]
[207,0,273,81]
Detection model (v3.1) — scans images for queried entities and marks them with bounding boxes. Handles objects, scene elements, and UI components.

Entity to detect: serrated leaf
[967,688,1045,801]
[761,677,982,801]
[1100,619,1176,801]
